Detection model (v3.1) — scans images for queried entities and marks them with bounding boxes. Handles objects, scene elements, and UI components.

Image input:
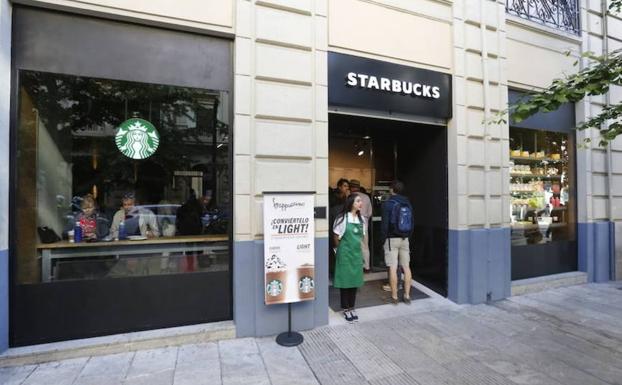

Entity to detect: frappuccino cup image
[265,254,287,304]
[297,264,315,300]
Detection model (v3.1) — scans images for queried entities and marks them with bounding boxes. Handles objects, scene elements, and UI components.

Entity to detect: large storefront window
[16,70,230,284]
[509,126,577,279]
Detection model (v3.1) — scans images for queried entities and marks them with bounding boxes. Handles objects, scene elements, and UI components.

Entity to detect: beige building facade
[0,0,620,350]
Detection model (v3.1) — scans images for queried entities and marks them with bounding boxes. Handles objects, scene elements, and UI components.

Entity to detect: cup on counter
[68,230,75,243]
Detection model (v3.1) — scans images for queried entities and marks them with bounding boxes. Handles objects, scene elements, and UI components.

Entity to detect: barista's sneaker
[343,310,354,323]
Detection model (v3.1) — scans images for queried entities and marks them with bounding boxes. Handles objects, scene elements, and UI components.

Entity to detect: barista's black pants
[340,287,357,309]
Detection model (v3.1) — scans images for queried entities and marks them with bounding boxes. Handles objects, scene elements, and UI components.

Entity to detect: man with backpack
[381,180,414,304]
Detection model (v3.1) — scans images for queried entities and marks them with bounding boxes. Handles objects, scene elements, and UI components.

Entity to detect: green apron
[334,214,364,288]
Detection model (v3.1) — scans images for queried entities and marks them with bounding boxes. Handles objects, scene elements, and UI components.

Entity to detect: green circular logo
[266,279,283,297]
[299,276,314,293]
[115,118,160,159]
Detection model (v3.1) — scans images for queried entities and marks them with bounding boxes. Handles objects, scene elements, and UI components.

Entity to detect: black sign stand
[276,303,303,347]
[263,191,314,347]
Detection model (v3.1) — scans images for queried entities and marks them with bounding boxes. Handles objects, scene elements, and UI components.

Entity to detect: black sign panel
[328,52,452,119]
[314,206,326,219]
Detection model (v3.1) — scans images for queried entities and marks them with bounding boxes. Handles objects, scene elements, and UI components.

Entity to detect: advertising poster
[263,193,315,305]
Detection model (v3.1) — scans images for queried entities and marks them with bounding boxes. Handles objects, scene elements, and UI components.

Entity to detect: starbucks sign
[115,118,160,159]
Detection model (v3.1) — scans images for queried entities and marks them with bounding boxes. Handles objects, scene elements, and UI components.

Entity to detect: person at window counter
[549,182,564,208]
[110,193,160,239]
[75,194,109,241]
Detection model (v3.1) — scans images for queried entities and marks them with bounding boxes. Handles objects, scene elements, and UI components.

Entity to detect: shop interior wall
[328,0,452,73]
[11,0,234,34]
[15,90,38,283]
[328,136,373,190]
[36,119,71,240]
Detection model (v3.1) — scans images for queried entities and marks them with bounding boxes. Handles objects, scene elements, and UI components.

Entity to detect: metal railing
[506,0,580,35]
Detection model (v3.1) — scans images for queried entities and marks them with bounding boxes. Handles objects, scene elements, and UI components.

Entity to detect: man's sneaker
[403,296,411,305]
[382,283,391,292]
[343,310,354,323]
[350,309,359,322]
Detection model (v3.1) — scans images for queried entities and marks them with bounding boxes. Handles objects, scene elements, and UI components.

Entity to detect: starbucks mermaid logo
[115,118,160,159]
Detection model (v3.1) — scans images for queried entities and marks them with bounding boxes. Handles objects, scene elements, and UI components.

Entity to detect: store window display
[15,70,231,283]
[509,128,575,246]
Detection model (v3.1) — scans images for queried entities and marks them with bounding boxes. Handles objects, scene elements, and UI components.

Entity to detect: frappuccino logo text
[272,198,305,211]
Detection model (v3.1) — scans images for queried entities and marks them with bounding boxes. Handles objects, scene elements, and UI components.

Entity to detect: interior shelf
[510,174,561,179]
[510,156,562,163]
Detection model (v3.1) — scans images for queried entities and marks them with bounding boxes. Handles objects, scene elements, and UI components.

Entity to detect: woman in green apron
[332,194,365,322]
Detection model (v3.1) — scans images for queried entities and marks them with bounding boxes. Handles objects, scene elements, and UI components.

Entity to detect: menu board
[263,193,315,305]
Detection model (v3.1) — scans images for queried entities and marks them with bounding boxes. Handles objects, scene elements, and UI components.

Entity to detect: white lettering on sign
[345,72,441,99]
[368,76,379,90]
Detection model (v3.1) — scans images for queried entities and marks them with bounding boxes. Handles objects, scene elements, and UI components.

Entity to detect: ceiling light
[357,150,364,156]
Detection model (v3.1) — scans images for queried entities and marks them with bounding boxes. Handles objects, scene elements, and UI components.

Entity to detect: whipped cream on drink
[265,254,287,271]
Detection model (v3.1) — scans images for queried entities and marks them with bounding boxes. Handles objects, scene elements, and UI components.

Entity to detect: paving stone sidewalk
[2,282,622,385]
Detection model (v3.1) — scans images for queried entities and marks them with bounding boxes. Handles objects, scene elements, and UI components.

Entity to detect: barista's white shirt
[332,212,367,239]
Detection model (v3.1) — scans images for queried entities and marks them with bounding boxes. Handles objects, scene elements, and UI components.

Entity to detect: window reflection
[509,127,575,246]
[16,70,230,283]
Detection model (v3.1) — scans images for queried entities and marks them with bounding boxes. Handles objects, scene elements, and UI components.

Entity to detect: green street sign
[115,118,160,159]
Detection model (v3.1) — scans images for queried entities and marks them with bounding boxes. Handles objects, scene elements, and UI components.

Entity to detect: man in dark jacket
[381,180,413,304]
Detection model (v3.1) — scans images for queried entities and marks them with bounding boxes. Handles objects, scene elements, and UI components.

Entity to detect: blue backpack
[389,199,413,237]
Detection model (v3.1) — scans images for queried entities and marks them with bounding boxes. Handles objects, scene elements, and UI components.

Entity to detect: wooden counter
[37,234,228,250]
[38,235,229,282]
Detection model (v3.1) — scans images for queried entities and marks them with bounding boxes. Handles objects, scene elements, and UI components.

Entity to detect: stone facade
[0,0,621,350]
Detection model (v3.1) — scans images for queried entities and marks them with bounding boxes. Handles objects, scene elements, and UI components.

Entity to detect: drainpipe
[602,0,616,279]
[480,1,493,301]
[480,1,491,230]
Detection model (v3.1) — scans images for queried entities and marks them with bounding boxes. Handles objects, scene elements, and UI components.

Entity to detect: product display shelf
[511,222,568,230]
[510,156,562,163]
[510,173,561,179]
[510,190,544,195]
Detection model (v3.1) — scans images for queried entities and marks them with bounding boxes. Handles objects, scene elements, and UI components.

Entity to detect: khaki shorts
[383,237,410,267]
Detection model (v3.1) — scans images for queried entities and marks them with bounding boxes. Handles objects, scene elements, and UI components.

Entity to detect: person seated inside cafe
[110,192,160,239]
[76,194,109,241]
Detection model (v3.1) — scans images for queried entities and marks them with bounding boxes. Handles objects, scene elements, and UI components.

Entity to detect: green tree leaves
[502,1,622,146]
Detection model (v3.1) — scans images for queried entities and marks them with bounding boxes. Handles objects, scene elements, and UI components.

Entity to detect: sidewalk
[2,282,622,385]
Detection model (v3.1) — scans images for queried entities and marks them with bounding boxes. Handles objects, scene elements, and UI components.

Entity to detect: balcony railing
[506,0,580,35]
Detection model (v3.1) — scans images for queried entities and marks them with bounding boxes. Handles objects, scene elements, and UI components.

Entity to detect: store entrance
[328,113,448,298]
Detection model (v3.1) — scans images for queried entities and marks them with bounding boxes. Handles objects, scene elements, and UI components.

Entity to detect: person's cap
[349,179,361,188]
